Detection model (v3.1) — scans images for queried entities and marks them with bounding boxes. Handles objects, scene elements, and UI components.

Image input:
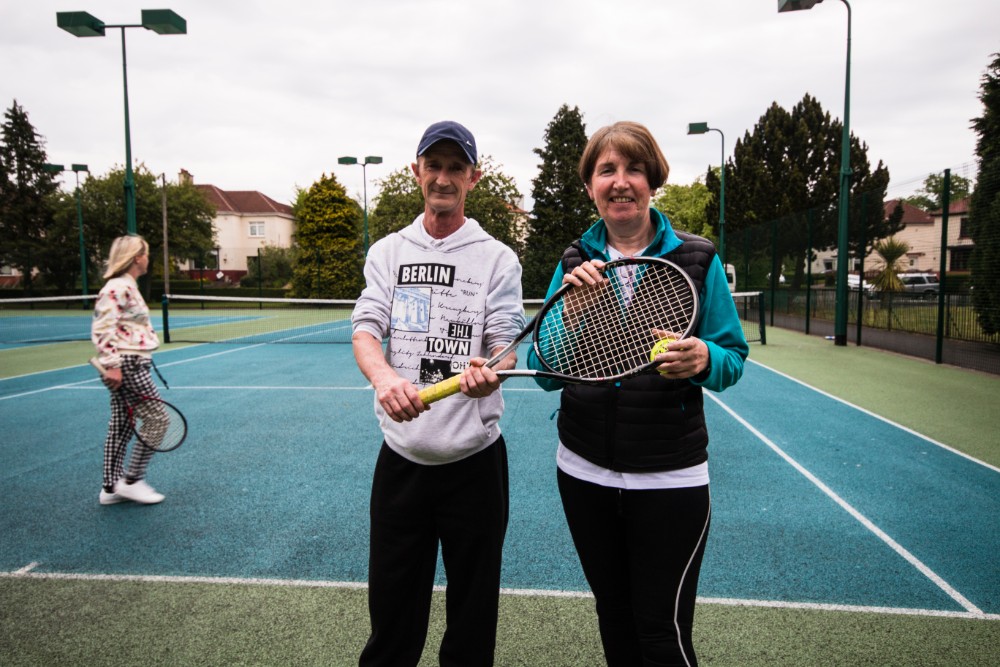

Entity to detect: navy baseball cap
[416,121,477,164]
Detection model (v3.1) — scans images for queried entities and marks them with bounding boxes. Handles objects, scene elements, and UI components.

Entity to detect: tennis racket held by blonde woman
[89,358,188,452]
[417,256,699,405]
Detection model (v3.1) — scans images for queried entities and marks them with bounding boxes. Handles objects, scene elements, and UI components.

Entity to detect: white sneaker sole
[99,492,126,505]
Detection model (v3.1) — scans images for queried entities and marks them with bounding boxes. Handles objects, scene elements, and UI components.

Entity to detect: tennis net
[0,295,96,344]
[162,294,356,344]
[1,292,766,346]
[733,291,766,344]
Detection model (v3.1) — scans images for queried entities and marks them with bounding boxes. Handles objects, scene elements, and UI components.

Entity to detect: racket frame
[524,255,699,382]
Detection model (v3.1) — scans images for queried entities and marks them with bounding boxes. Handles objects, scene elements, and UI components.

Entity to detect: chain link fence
[728,164,999,374]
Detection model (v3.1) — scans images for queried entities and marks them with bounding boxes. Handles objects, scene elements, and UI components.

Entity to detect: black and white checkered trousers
[102,355,160,489]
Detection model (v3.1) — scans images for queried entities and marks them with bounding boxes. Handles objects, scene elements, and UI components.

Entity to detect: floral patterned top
[91,274,159,368]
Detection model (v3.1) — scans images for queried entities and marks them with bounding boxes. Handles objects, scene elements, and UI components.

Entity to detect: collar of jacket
[578,207,683,260]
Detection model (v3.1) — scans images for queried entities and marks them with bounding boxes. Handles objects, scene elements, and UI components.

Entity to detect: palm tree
[870,238,909,294]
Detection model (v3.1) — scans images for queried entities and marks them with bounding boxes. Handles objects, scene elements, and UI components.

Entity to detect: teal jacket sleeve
[691,256,749,392]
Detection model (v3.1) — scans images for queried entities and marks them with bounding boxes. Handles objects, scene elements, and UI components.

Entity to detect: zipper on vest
[605,385,620,469]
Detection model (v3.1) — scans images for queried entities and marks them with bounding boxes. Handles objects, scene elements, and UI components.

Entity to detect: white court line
[706,391,986,617]
[3,567,997,621]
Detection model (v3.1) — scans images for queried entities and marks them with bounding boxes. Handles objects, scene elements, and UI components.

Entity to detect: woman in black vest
[527,121,749,666]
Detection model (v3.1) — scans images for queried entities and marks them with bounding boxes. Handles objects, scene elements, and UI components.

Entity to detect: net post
[161,294,171,344]
[758,290,767,345]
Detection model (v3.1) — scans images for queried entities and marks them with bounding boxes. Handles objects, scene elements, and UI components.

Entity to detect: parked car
[898,273,939,297]
[847,274,873,293]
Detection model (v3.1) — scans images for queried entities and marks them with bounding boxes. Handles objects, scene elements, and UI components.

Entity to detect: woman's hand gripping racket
[89,358,188,452]
[417,257,699,405]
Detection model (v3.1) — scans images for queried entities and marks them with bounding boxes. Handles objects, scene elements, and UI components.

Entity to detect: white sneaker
[113,479,165,504]
[99,488,125,505]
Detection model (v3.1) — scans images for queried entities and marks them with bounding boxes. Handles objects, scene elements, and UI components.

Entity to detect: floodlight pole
[778,0,852,345]
[43,163,91,299]
[687,122,726,266]
[161,173,169,295]
[57,9,187,236]
[118,26,138,235]
[338,155,383,255]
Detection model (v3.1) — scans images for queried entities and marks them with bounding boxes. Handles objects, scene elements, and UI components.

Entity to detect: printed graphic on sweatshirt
[397,263,455,287]
[391,287,431,332]
[390,268,487,385]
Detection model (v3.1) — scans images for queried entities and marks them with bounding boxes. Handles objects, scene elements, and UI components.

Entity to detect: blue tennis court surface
[1,343,997,619]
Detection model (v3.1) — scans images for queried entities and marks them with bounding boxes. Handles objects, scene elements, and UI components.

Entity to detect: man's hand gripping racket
[417,257,699,405]
[89,358,188,452]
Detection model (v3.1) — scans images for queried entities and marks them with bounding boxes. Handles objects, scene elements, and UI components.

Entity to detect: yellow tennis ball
[649,337,677,361]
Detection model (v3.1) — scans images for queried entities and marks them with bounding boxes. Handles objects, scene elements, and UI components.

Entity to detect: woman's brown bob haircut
[578,121,671,190]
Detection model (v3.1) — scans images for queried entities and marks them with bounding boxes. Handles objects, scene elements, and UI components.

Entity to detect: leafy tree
[902,172,973,211]
[652,178,714,240]
[80,165,215,288]
[465,156,523,254]
[36,188,84,292]
[0,100,58,291]
[368,156,524,253]
[522,105,594,297]
[240,244,297,288]
[724,94,895,288]
[969,52,1000,334]
[367,168,423,243]
[290,173,363,299]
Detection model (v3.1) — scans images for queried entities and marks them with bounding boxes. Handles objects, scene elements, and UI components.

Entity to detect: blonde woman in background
[91,235,165,505]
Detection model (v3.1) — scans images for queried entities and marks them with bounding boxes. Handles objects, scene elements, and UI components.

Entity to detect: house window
[823,259,834,272]
[249,221,265,238]
[959,217,970,239]
[950,247,972,271]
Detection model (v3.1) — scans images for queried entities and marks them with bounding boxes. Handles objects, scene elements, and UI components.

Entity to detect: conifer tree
[970,52,1000,334]
[290,173,364,299]
[723,94,894,287]
[522,105,594,297]
[0,100,57,291]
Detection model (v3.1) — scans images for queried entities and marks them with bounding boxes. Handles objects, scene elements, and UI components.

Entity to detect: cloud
[3,0,996,209]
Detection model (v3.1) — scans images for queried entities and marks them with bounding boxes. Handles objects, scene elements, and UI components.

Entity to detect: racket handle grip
[88,357,109,377]
[418,375,462,405]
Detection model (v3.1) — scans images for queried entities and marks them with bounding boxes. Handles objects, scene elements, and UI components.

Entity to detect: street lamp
[57,9,186,236]
[338,155,383,255]
[778,0,853,346]
[43,162,91,299]
[687,122,726,266]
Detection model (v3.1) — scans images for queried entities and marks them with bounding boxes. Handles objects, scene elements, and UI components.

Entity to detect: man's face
[411,141,482,215]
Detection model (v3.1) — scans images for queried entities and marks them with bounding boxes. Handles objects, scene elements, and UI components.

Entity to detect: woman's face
[585,148,652,230]
[132,250,149,277]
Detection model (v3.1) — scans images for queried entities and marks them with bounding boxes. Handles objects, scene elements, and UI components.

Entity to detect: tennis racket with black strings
[418,256,699,405]
[89,358,188,452]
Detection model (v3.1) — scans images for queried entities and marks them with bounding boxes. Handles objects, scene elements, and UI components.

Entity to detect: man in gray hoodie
[351,121,524,667]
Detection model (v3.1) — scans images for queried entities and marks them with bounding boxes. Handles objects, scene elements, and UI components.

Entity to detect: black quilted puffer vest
[557,232,716,472]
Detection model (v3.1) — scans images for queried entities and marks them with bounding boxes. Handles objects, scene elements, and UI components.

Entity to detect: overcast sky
[3,1,997,212]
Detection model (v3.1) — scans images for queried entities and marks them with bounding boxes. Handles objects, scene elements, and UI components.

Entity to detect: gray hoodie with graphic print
[351,215,524,465]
